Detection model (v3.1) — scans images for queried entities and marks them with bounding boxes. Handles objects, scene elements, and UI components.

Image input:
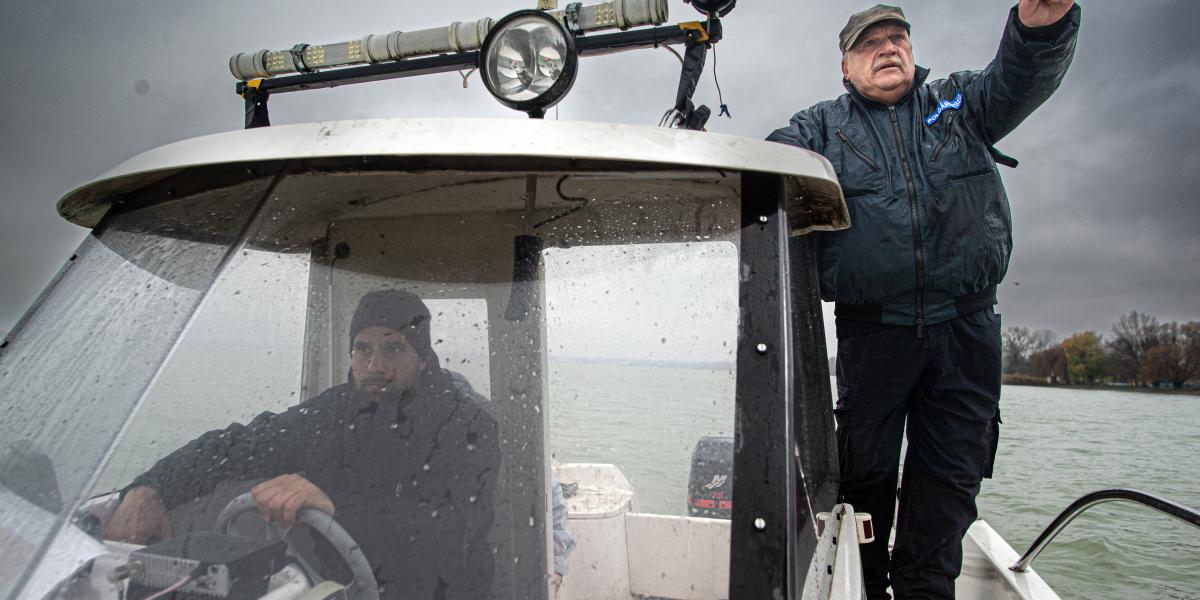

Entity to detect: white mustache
[873,59,903,72]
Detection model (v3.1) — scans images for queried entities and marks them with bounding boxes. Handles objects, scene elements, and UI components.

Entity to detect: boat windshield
[0,163,741,599]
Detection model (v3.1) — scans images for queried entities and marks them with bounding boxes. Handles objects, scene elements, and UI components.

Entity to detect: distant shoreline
[1003,381,1200,397]
[551,356,735,371]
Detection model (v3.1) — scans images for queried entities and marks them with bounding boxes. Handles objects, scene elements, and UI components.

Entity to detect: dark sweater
[133,369,500,599]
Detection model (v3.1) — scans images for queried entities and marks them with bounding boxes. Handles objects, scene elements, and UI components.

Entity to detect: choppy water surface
[548,364,1200,600]
[979,385,1200,600]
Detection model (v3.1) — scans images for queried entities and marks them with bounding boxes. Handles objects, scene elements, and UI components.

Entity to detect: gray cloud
[989,1,1200,337]
[2,0,1198,352]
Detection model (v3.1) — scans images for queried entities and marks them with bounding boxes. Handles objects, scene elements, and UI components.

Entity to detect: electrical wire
[657,45,686,127]
[712,44,730,118]
[143,575,194,600]
[534,176,589,228]
[662,44,685,66]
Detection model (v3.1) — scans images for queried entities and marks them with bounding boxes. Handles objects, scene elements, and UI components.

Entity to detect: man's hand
[552,573,563,597]
[250,474,335,525]
[1018,0,1075,29]
[104,486,172,544]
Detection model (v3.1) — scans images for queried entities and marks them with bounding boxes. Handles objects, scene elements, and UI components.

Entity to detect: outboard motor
[687,436,733,519]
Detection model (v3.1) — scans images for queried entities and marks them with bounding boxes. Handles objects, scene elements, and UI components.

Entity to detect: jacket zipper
[888,106,925,337]
[835,129,881,172]
[930,113,954,162]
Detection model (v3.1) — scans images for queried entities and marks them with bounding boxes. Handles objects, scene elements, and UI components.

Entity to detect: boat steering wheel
[215,492,380,600]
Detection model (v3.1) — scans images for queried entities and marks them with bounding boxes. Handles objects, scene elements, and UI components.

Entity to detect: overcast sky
[2,0,1197,353]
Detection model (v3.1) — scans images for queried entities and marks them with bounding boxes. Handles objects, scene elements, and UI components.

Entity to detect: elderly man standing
[768,1,1079,598]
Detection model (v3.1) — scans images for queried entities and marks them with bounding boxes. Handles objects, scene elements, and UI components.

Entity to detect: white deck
[555,463,1060,600]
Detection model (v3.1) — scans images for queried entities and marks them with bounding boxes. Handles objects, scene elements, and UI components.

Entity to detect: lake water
[548,363,1200,600]
[978,385,1200,600]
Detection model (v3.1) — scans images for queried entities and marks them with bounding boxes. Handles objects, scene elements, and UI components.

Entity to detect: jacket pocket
[836,419,854,489]
[982,409,1001,479]
[835,128,880,172]
[928,172,1010,296]
[927,113,998,186]
[929,113,956,163]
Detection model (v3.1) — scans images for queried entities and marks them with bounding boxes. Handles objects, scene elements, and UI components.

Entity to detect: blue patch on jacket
[924,91,963,126]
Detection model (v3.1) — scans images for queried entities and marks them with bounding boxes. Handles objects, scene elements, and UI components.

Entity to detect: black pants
[834,309,1002,600]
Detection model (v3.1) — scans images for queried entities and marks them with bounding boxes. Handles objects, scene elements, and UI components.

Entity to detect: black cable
[534,176,589,229]
[663,44,685,66]
[713,43,730,118]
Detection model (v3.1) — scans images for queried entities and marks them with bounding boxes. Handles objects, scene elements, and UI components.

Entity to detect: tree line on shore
[1002,311,1200,389]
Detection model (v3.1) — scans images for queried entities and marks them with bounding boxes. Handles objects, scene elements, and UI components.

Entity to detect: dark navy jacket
[768,5,1080,328]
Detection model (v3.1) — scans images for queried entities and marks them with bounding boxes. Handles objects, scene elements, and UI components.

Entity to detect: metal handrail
[1011,488,1200,572]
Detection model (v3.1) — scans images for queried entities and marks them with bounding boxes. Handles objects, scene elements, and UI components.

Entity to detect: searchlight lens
[481,11,578,116]
[685,0,736,17]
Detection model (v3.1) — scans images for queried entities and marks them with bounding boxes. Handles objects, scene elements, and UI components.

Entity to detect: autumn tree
[1106,311,1162,385]
[1141,321,1200,388]
[1003,327,1058,375]
[1030,345,1067,384]
[1184,322,1200,382]
[1141,346,1186,388]
[1062,331,1107,385]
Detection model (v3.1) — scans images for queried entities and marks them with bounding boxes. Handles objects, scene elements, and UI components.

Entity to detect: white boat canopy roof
[57,118,847,233]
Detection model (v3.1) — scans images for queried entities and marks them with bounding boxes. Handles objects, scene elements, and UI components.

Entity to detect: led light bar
[547,0,668,35]
[229,19,494,80]
[228,0,669,81]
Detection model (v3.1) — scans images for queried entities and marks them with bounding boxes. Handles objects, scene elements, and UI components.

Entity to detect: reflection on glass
[96,248,310,493]
[0,178,273,599]
[2,168,742,600]
[546,242,738,516]
[544,239,739,600]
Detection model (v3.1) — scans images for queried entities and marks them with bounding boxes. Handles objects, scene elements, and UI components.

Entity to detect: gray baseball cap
[839,5,911,54]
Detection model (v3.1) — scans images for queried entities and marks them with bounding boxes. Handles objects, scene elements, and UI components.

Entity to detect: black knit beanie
[349,289,434,360]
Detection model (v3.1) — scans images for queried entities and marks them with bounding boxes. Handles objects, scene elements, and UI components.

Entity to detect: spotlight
[684,0,735,18]
[479,10,579,118]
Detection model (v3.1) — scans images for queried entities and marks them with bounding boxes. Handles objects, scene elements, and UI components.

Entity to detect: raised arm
[967,1,1081,144]
[1018,0,1076,29]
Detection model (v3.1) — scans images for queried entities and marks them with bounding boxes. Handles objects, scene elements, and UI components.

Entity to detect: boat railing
[1011,488,1200,573]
